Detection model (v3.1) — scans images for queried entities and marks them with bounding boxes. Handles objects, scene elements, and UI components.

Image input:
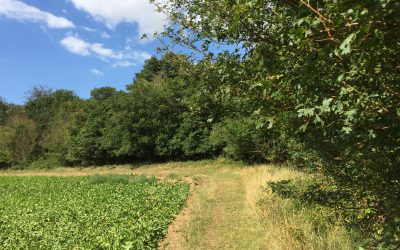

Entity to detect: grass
[253,167,361,249]
[160,162,360,249]
[0,160,361,249]
[258,196,360,250]
[166,172,179,180]
[87,173,130,184]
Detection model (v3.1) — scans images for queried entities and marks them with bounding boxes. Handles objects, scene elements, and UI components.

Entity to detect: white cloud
[90,43,115,58]
[101,31,111,39]
[0,0,74,29]
[68,0,166,37]
[90,68,104,76]
[111,60,136,68]
[123,50,151,63]
[83,26,96,32]
[60,35,115,59]
[60,36,91,56]
[82,28,111,39]
[60,35,151,67]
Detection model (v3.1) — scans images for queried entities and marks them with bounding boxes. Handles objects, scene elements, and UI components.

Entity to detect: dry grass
[238,164,302,216]
[0,166,133,176]
[245,165,358,250]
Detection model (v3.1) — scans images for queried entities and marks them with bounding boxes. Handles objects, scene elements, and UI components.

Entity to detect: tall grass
[240,165,361,250]
[87,174,130,184]
[87,174,157,185]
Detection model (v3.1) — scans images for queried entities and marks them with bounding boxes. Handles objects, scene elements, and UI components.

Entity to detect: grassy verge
[258,192,361,249]
[255,167,362,250]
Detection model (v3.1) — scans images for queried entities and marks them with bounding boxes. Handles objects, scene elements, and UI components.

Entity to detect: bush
[27,154,62,169]
[210,117,285,162]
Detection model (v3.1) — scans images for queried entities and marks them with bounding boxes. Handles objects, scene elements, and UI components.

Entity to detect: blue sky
[0,0,166,104]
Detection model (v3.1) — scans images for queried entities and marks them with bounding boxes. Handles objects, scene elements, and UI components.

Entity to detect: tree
[129,52,192,88]
[133,56,161,82]
[23,86,79,164]
[90,87,118,101]
[0,98,8,125]
[65,53,198,164]
[155,0,400,246]
[25,86,77,131]
[0,114,37,166]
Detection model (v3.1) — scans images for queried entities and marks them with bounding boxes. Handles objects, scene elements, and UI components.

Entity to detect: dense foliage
[0,0,398,247]
[153,0,399,247]
[0,175,189,249]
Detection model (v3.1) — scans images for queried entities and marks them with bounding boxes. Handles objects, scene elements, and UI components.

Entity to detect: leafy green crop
[0,175,189,249]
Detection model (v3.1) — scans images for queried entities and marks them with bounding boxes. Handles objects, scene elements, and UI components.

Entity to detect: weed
[87,174,129,184]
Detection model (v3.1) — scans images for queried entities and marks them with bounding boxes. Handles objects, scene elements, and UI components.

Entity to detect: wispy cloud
[83,26,96,32]
[90,68,104,76]
[111,61,136,68]
[60,35,151,67]
[0,0,75,29]
[60,35,92,56]
[68,0,166,38]
[101,31,111,39]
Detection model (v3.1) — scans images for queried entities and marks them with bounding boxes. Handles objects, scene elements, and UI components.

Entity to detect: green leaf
[267,118,274,129]
[298,122,309,132]
[320,98,333,113]
[337,74,344,82]
[345,109,357,118]
[339,33,356,55]
[342,126,353,134]
[314,115,324,127]
[298,108,315,117]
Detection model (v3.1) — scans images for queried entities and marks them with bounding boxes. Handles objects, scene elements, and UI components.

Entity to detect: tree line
[1,53,274,167]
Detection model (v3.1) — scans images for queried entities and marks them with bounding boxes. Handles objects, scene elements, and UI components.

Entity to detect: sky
[0,0,167,104]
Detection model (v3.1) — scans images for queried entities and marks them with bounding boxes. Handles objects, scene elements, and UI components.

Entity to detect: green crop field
[0,175,189,249]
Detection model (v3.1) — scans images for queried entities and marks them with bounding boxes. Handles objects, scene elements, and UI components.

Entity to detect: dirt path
[155,166,267,250]
[198,171,265,249]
